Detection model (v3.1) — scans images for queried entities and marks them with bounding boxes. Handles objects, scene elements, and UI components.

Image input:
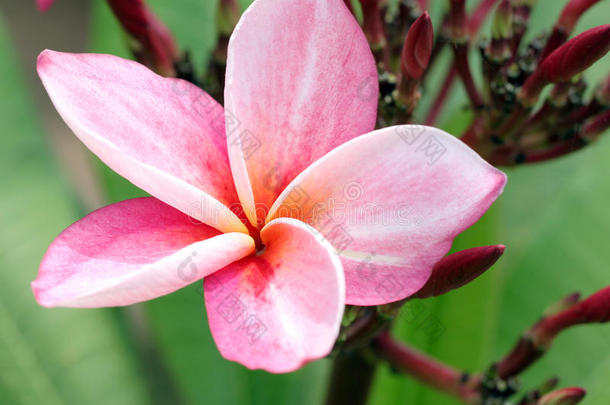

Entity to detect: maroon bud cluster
[338,0,609,167]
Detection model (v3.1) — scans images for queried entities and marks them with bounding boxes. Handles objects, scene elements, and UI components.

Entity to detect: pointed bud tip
[541,24,610,83]
[538,387,586,405]
[544,292,581,317]
[401,12,434,80]
[580,285,610,322]
[414,245,505,298]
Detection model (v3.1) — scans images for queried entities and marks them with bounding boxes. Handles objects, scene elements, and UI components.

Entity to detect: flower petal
[204,218,345,373]
[37,50,246,233]
[32,198,255,307]
[224,0,378,226]
[267,126,507,305]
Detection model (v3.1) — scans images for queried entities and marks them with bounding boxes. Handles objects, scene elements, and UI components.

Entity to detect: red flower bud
[107,0,178,76]
[535,286,610,345]
[520,25,610,105]
[543,292,580,317]
[538,387,586,405]
[497,287,610,378]
[540,0,601,59]
[491,0,512,40]
[401,12,434,80]
[414,245,505,299]
[558,0,601,32]
[541,25,610,83]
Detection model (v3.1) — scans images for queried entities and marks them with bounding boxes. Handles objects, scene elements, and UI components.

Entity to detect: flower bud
[535,286,610,345]
[107,0,178,76]
[558,0,601,32]
[497,287,610,378]
[401,12,434,80]
[520,25,610,106]
[538,387,586,405]
[414,245,505,299]
[522,377,560,405]
[541,0,603,60]
[486,0,513,61]
[543,292,580,317]
[541,25,610,83]
[491,0,512,40]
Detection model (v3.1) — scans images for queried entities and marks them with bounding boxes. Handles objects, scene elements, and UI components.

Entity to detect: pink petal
[267,126,507,305]
[32,198,255,307]
[37,0,54,12]
[37,50,246,234]
[204,218,345,373]
[224,0,378,226]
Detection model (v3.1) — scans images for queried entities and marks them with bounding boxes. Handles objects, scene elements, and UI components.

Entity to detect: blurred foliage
[0,15,150,405]
[0,0,608,404]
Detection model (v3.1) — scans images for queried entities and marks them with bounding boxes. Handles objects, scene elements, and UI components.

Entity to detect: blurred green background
[0,0,608,404]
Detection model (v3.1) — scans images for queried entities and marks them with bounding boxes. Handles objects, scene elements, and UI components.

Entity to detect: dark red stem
[454,43,485,110]
[425,66,458,125]
[375,332,479,403]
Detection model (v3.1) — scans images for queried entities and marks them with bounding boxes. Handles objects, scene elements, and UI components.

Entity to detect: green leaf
[0,14,150,405]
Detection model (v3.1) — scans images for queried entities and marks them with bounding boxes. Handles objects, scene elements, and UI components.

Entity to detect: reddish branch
[375,332,480,403]
[496,287,610,379]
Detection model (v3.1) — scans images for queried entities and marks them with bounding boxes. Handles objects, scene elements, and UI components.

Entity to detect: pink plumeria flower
[33,0,506,373]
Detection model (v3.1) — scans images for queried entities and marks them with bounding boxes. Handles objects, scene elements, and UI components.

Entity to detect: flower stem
[374,332,480,404]
[424,65,457,125]
[325,350,377,405]
[453,43,485,110]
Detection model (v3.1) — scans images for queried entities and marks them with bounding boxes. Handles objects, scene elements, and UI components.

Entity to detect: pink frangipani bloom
[33,0,506,372]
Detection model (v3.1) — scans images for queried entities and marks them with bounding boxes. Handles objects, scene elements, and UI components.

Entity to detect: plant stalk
[325,349,377,405]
